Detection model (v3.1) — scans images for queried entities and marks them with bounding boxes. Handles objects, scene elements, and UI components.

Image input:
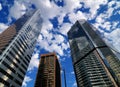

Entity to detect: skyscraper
[34,53,61,87]
[68,20,120,87]
[0,9,42,87]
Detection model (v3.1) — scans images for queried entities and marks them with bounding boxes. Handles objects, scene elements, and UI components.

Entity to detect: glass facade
[0,9,42,87]
[74,50,113,87]
[68,20,120,87]
[34,53,61,87]
[98,47,120,86]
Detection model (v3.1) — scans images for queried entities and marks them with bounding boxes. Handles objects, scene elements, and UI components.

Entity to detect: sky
[0,0,120,87]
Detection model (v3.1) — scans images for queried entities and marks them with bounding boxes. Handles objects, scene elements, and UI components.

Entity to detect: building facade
[34,53,61,87]
[0,9,42,87]
[68,20,120,87]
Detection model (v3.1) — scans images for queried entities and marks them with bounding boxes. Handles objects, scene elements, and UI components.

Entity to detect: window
[0,67,13,80]
[2,61,15,73]
[14,79,22,86]
[0,77,10,86]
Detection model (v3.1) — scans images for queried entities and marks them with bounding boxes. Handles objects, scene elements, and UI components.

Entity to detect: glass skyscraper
[34,53,61,87]
[0,9,42,87]
[68,20,120,87]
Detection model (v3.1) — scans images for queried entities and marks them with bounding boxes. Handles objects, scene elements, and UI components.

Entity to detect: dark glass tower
[34,53,61,87]
[0,9,42,87]
[68,20,120,87]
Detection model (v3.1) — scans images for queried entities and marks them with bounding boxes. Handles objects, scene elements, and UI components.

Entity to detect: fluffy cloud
[41,21,53,39]
[22,76,32,87]
[9,1,26,19]
[96,14,105,24]
[112,21,119,29]
[0,23,9,33]
[59,23,72,36]
[0,3,2,11]
[108,1,116,7]
[57,13,66,25]
[106,7,114,18]
[61,42,69,51]
[38,39,64,56]
[104,28,120,52]
[102,22,112,31]
[64,0,82,12]
[68,11,87,23]
[94,0,120,32]
[82,0,108,19]
[29,0,62,22]
[28,53,39,71]
[114,1,120,9]
[54,34,65,44]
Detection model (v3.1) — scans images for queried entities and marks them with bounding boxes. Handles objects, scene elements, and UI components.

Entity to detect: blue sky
[0,0,120,87]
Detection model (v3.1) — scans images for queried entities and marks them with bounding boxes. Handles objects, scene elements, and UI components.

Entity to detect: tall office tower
[34,53,61,87]
[0,9,42,87]
[68,20,120,87]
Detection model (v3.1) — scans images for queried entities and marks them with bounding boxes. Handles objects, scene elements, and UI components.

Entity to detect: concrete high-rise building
[0,9,42,87]
[68,20,120,87]
[34,53,61,87]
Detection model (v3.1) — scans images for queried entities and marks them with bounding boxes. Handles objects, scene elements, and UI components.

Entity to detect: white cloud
[23,0,82,25]
[106,7,114,18]
[104,28,120,52]
[37,34,43,41]
[9,1,26,19]
[64,0,82,12]
[0,3,2,11]
[94,1,120,32]
[59,23,72,36]
[40,23,53,41]
[68,11,87,24]
[38,34,64,56]
[49,43,64,56]
[54,34,65,44]
[114,1,120,9]
[112,21,119,29]
[102,22,111,31]
[61,42,69,51]
[22,76,32,87]
[108,1,116,8]
[0,23,9,33]
[82,0,108,19]
[95,0,120,25]
[28,53,39,71]
[43,20,53,30]
[96,15,105,24]
[57,13,66,25]
[37,23,69,57]
[113,1,120,15]
[30,0,62,22]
